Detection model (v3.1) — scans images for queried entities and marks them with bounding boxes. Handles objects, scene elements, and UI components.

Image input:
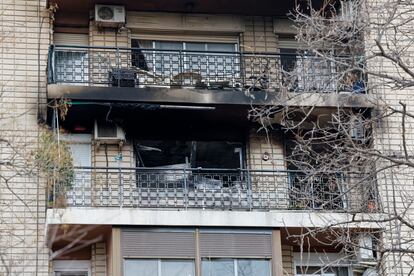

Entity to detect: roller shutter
[54,33,89,46]
[121,229,196,258]
[278,38,299,50]
[199,231,272,258]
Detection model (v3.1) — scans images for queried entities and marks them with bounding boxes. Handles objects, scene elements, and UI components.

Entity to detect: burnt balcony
[50,167,379,212]
[47,45,367,103]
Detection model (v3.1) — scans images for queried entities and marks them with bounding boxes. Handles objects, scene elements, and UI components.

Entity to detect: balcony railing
[48,45,366,94]
[50,167,378,212]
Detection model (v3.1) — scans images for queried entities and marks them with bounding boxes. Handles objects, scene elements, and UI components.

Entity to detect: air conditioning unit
[350,123,365,140]
[339,0,355,22]
[349,115,366,141]
[95,5,125,27]
[357,234,375,261]
[94,120,125,145]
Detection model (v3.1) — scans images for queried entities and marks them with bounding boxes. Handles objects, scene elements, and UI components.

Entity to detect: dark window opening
[134,140,244,169]
[280,48,299,91]
[134,140,246,190]
[285,137,345,210]
[131,39,149,70]
[280,48,298,72]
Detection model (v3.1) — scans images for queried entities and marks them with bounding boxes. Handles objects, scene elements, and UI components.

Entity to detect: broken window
[134,140,245,190]
[134,140,244,169]
[285,137,346,210]
[131,39,151,70]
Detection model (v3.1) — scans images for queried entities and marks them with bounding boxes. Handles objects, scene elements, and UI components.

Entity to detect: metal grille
[50,167,378,212]
[288,172,346,210]
[48,45,366,93]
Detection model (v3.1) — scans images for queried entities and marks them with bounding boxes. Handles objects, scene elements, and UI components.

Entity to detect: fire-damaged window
[133,140,245,190]
[285,138,347,210]
[134,140,244,169]
[283,108,375,211]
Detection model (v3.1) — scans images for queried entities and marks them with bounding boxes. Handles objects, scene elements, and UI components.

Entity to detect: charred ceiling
[52,0,307,16]
[50,103,253,141]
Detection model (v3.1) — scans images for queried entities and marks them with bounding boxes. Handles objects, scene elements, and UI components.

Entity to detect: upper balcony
[47,45,370,107]
[46,0,374,108]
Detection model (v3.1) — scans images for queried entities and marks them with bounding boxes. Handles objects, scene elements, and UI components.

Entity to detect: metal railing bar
[51,44,363,58]
[72,166,367,175]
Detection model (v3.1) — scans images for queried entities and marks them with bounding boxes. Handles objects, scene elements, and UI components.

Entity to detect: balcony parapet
[50,167,379,213]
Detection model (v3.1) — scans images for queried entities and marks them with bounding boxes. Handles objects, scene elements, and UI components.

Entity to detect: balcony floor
[46,207,383,229]
[47,84,375,108]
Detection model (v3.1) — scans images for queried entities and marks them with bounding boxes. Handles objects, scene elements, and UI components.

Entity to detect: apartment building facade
[1,0,411,275]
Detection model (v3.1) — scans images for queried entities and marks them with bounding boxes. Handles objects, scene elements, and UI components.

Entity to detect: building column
[272,229,284,276]
[110,227,122,276]
[195,229,201,276]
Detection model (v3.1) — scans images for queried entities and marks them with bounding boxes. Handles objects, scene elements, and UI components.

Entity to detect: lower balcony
[50,167,378,212]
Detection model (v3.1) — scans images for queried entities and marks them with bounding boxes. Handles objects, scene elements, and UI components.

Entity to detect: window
[124,260,157,276]
[62,134,92,206]
[286,139,347,210]
[202,259,271,276]
[238,260,271,276]
[296,53,337,93]
[135,140,244,169]
[55,273,88,276]
[293,253,352,276]
[280,47,299,91]
[278,37,337,93]
[124,259,195,276]
[134,140,245,190]
[53,33,89,84]
[55,51,89,83]
[53,260,90,276]
[131,39,239,88]
[288,172,346,210]
[295,266,350,276]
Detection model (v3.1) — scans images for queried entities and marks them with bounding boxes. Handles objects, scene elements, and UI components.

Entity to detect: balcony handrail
[72,166,365,175]
[51,44,362,59]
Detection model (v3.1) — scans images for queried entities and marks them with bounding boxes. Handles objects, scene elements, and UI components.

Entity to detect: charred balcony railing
[50,167,378,212]
[48,45,366,94]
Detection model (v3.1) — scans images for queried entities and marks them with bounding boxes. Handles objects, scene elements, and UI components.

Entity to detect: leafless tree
[250,0,414,275]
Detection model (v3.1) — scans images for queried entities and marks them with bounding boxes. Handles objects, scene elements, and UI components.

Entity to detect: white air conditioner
[350,123,365,140]
[339,0,355,22]
[349,115,366,141]
[94,120,125,145]
[357,234,375,261]
[95,5,125,27]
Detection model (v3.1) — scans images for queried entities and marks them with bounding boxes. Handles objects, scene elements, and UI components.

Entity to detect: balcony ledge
[47,84,375,108]
[46,207,383,229]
